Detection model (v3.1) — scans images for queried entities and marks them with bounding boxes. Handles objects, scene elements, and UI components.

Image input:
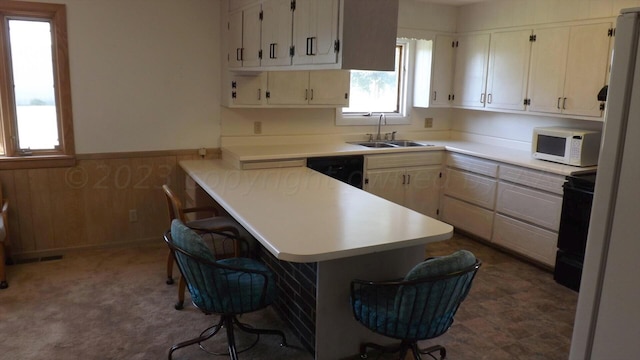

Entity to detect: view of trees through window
[343,45,402,114]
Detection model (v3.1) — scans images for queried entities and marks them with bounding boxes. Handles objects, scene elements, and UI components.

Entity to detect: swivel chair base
[360,340,447,360]
[168,314,287,360]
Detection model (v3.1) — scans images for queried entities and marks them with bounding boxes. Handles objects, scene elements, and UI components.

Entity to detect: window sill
[335,111,411,126]
[0,155,76,170]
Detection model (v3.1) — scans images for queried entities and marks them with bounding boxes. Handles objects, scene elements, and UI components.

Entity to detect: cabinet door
[266,71,309,105]
[231,74,265,106]
[365,168,405,207]
[228,10,244,68]
[486,29,532,111]
[261,0,293,67]
[431,35,455,107]
[404,166,441,218]
[241,4,262,67]
[292,0,339,65]
[527,26,570,114]
[308,70,349,106]
[563,22,611,117]
[452,33,490,108]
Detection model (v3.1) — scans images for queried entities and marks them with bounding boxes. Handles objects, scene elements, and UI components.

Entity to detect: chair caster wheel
[360,354,368,359]
[166,277,174,285]
[174,301,184,310]
[0,281,7,289]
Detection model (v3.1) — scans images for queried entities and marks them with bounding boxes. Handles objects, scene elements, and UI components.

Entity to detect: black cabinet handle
[306,37,316,55]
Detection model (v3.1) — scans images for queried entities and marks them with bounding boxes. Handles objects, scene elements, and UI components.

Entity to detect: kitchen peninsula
[180,159,453,360]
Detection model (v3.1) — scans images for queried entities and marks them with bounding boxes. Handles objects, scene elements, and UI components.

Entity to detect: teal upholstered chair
[164,219,286,360]
[350,250,481,359]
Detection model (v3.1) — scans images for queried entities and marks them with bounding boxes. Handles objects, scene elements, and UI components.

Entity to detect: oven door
[557,174,596,255]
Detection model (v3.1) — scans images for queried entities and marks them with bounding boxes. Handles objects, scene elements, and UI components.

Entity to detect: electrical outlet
[254,121,262,134]
[198,148,206,157]
[129,209,138,222]
[424,117,434,128]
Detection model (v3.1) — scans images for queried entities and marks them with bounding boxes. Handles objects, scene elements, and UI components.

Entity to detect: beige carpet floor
[0,233,578,360]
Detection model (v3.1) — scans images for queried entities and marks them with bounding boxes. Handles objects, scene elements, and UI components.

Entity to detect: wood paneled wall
[0,149,219,259]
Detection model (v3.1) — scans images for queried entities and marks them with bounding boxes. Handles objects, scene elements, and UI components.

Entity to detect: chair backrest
[165,219,270,315]
[162,184,185,223]
[351,250,481,341]
[396,252,480,340]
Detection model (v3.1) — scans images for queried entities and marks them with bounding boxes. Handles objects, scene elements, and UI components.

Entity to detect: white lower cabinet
[441,153,498,240]
[493,214,558,267]
[364,152,443,218]
[494,164,564,267]
[441,196,494,240]
[441,153,564,268]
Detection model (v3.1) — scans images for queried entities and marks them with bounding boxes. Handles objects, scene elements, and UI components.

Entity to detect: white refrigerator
[570,7,640,360]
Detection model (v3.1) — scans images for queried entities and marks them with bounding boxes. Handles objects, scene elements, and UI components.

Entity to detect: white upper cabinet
[452,33,490,108]
[526,26,570,114]
[265,70,349,106]
[563,22,612,117]
[228,73,267,106]
[453,30,532,111]
[431,35,455,107]
[527,22,612,117]
[226,0,399,71]
[292,0,340,66]
[485,29,532,111]
[414,35,455,108]
[261,0,294,67]
[228,3,262,68]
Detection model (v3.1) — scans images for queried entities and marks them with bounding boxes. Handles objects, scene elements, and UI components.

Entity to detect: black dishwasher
[306,155,364,189]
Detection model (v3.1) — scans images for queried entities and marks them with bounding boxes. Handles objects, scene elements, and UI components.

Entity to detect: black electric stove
[554,172,597,291]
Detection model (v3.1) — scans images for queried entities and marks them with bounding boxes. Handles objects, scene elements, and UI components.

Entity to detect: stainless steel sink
[385,140,431,147]
[348,141,396,148]
[348,140,432,148]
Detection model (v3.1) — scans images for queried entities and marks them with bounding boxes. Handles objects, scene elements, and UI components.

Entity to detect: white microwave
[532,127,601,167]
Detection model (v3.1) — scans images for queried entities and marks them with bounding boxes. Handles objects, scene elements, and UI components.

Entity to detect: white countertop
[180,159,454,263]
[222,140,596,176]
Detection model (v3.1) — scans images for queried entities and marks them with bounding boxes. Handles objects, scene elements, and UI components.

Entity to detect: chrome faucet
[376,113,386,140]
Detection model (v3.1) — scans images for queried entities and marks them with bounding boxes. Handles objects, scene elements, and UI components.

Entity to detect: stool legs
[0,243,7,289]
[166,250,175,285]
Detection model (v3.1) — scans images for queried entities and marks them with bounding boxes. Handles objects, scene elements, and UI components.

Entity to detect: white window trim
[336,38,415,126]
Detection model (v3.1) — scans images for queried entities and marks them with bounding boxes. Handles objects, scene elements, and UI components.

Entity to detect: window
[0,1,75,168]
[337,39,412,126]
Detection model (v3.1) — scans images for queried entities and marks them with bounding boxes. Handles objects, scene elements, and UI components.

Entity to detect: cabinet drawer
[493,214,557,267]
[441,196,494,240]
[443,168,497,209]
[366,151,443,169]
[496,182,562,231]
[498,164,565,195]
[446,153,498,177]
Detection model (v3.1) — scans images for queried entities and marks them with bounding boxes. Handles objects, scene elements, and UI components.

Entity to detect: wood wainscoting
[0,149,220,260]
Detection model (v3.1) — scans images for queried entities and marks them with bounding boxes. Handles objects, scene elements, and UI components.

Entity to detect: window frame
[336,38,414,126]
[0,0,75,169]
